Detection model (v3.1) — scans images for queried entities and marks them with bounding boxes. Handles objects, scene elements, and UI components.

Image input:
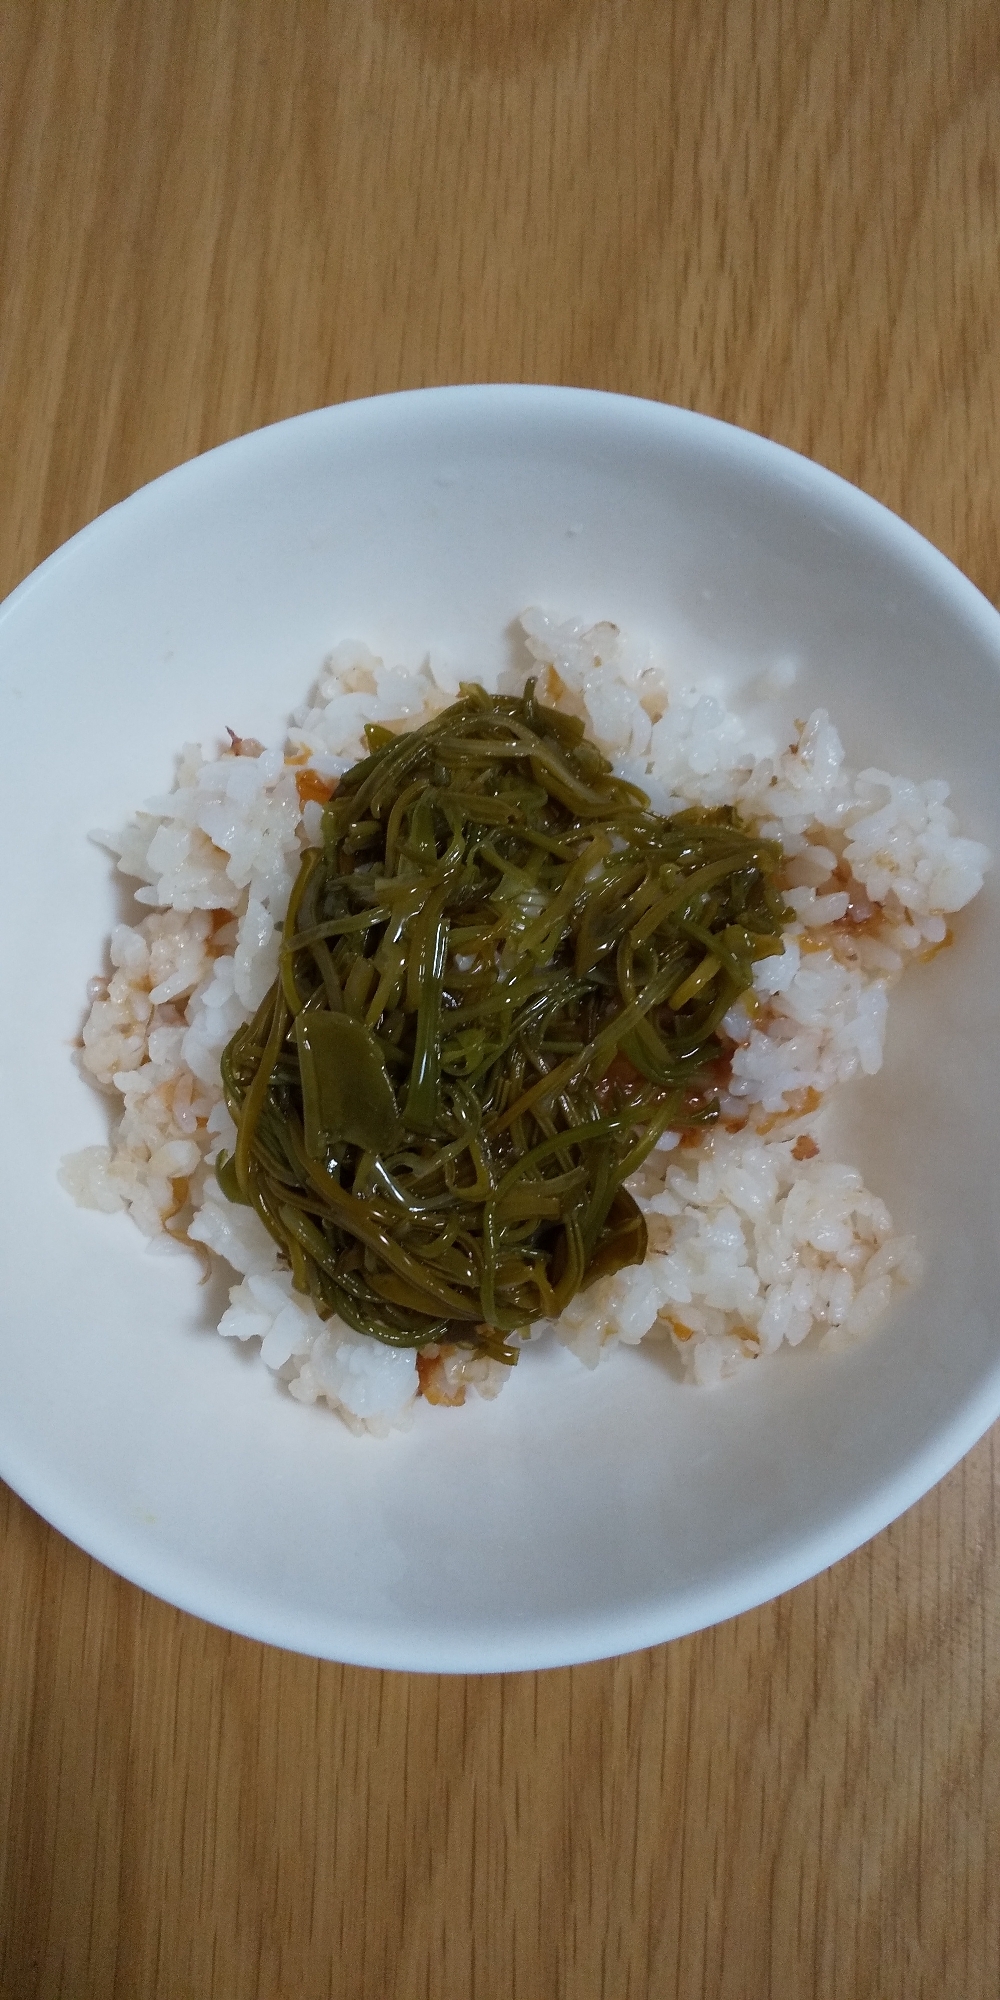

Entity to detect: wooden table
[2,4,998,1994]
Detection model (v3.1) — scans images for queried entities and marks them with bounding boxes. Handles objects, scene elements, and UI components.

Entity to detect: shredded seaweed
[217,682,790,1361]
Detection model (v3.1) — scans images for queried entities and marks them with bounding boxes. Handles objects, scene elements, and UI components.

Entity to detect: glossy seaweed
[217,683,790,1362]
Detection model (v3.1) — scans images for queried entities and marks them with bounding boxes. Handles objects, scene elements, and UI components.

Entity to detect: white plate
[2,387,999,1672]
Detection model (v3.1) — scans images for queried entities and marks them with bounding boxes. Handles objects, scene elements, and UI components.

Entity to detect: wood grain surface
[2,3,999,1995]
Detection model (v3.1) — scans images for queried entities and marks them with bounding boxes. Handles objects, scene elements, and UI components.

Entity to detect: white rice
[60,613,990,1432]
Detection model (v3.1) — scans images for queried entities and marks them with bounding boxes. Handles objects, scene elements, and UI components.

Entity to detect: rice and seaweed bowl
[61,611,990,1434]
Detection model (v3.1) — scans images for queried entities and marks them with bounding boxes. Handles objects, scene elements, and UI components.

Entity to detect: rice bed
[60,613,990,1433]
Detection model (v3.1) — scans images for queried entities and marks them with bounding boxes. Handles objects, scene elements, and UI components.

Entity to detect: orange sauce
[416,1348,467,1406]
[295,768,338,807]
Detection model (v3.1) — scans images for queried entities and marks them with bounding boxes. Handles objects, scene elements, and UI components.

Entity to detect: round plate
[2,386,999,1671]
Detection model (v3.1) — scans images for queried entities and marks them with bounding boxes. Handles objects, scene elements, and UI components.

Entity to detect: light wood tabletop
[2,4,999,1995]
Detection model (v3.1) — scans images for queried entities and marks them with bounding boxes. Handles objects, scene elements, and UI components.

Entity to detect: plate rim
[3,383,1000,1671]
